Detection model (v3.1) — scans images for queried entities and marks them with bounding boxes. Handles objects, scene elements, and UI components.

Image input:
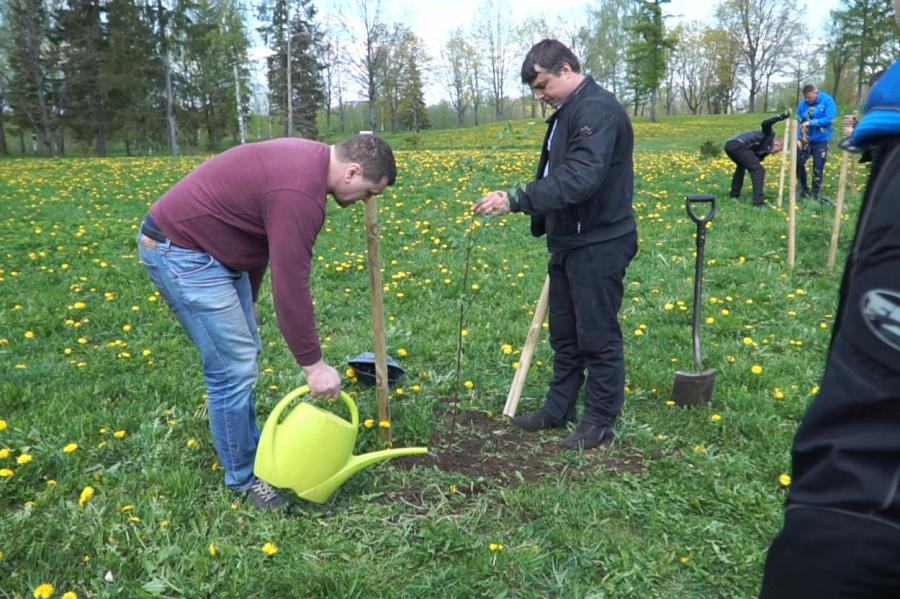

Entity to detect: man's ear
[344,162,361,182]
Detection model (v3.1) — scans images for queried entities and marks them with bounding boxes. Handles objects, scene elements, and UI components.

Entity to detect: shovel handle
[274,386,359,429]
[686,195,716,225]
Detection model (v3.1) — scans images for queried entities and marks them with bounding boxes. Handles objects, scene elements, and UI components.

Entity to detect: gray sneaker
[245,478,289,511]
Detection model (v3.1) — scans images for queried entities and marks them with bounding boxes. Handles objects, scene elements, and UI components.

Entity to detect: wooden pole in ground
[360,130,391,443]
[827,150,851,269]
[777,108,791,208]
[503,276,550,418]
[788,118,798,268]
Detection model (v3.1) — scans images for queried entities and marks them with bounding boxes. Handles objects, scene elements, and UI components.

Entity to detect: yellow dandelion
[751,365,763,374]
[262,542,278,556]
[33,583,54,599]
[345,367,356,378]
[397,348,408,357]
[773,388,785,400]
[634,329,644,336]
[710,414,722,423]
[378,420,391,429]
[0,468,13,478]
[0,419,7,431]
[79,485,94,507]
[680,555,690,564]
[742,337,754,346]
[186,438,199,448]
[113,430,126,439]
[779,473,792,487]
[16,453,32,465]
[25,331,35,339]
[209,542,218,557]
[363,418,374,429]
[501,344,513,355]
[488,543,504,552]
[665,400,676,407]
[62,592,77,599]
[62,443,79,453]
[0,448,7,459]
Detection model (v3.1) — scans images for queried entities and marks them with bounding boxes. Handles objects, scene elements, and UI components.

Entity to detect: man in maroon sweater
[137,135,396,509]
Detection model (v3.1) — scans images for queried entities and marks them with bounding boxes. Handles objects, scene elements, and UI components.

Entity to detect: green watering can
[254,385,428,504]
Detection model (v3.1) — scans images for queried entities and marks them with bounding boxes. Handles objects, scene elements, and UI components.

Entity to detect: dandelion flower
[16,454,32,465]
[209,542,218,557]
[79,485,94,507]
[680,555,690,564]
[186,438,199,448]
[62,592,77,599]
[773,388,785,400]
[501,344,513,355]
[25,331,35,339]
[464,380,474,389]
[62,443,79,454]
[751,365,763,374]
[378,420,391,429]
[489,543,504,552]
[33,583,54,599]
[397,348,408,357]
[113,430,126,439]
[262,542,278,556]
[0,468,13,478]
[363,419,374,429]
[779,473,792,487]
[710,414,722,423]
[0,419,7,431]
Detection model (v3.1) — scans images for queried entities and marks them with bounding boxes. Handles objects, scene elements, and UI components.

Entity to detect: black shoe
[560,423,614,450]
[244,478,289,511]
[512,408,571,432]
[729,193,740,199]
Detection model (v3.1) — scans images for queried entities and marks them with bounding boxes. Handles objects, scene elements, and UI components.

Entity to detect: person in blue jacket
[795,84,836,203]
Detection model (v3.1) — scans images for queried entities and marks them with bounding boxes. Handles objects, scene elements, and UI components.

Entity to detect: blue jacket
[796,90,836,143]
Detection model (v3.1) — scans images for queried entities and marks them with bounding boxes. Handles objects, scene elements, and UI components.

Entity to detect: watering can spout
[297,447,428,504]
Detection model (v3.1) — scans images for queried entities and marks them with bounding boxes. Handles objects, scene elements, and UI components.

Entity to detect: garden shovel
[671,195,717,406]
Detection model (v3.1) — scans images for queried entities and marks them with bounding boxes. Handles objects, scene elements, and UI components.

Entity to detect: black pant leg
[760,507,900,598]
[797,145,811,191]
[726,142,764,202]
[563,233,637,426]
[545,253,584,421]
[811,141,829,195]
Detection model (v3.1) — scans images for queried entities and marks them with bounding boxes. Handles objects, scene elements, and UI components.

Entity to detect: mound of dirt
[394,410,647,496]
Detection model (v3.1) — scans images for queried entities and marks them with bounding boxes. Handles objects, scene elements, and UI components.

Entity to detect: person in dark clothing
[724,112,788,206]
[759,49,900,597]
[137,135,396,510]
[472,39,637,451]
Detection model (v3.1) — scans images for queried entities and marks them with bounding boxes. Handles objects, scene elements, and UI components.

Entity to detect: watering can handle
[686,195,716,225]
[270,385,359,428]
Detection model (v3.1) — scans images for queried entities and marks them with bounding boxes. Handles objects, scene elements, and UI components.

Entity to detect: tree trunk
[157,0,178,156]
[0,110,7,154]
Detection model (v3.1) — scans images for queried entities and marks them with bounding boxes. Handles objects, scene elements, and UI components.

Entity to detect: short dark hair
[801,84,818,95]
[520,39,581,85]
[334,134,397,186]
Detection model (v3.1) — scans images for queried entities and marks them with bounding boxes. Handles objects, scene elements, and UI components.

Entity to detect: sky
[268,0,844,105]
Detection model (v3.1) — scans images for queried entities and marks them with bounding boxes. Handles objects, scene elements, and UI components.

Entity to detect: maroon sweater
[150,138,329,366]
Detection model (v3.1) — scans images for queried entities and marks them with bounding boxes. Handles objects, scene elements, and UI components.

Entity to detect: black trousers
[760,507,900,598]
[543,232,637,426]
[725,140,766,203]
[797,140,829,196]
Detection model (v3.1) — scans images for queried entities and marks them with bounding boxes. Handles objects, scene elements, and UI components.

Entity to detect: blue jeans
[137,232,261,492]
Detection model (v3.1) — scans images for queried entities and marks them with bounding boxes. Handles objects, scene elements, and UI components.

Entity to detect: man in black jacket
[724,113,788,206]
[473,39,637,450]
[760,52,900,597]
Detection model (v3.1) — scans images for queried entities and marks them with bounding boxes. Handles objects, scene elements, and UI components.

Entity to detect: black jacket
[508,75,635,253]
[787,139,900,520]
[726,112,789,159]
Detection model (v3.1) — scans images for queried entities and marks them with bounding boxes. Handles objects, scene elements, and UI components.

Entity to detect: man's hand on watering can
[303,359,342,400]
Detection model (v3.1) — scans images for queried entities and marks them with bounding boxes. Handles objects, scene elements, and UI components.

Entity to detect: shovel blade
[671,369,717,406]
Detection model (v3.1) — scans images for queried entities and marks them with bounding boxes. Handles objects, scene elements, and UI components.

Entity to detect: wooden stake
[777,108,791,208]
[788,118,798,268]
[828,150,851,269]
[503,276,550,418]
[360,131,391,443]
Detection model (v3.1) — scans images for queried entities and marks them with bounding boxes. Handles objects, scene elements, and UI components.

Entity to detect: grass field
[0,113,865,598]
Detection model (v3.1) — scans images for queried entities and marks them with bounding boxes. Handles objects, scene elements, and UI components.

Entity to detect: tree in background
[832,0,900,109]
[670,22,715,115]
[715,0,803,112]
[476,0,510,120]
[441,29,472,128]
[3,0,57,155]
[582,0,632,98]
[626,0,675,121]
[396,28,429,132]
[259,0,324,139]
[824,12,856,105]
[705,27,741,114]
